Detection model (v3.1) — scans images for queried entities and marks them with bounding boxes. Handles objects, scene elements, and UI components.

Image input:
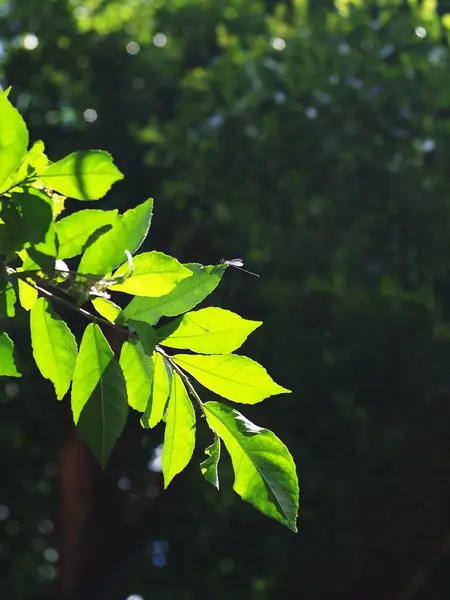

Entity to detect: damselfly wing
[220,258,259,277]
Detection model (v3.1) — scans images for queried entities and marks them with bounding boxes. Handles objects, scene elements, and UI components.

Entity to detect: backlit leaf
[18,278,38,311]
[1,140,48,191]
[173,354,291,404]
[56,209,118,259]
[0,274,16,318]
[17,188,57,273]
[161,372,196,488]
[141,351,172,429]
[91,297,121,322]
[0,92,28,192]
[30,298,77,399]
[78,198,153,275]
[129,320,156,355]
[204,401,299,531]
[119,338,154,412]
[0,201,25,257]
[119,263,224,325]
[157,307,261,353]
[200,435,221,490]
[109,251,192,297]
[0,332,21,376]
[72,323,128,467]
[119,324,155,412]
[39,150,123,200]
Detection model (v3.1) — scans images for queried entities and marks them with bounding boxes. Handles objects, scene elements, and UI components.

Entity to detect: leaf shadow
[76,358,128,468]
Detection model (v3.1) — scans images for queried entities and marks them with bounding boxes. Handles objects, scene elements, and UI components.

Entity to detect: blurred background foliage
[1,0,450,598]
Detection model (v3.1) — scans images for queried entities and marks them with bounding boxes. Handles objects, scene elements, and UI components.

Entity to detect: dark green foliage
[1,1,450,599]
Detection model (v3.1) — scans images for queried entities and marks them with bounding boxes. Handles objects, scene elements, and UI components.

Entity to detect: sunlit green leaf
[1,140,48,191]
[119,264,224,325]
[91,297,121,322]
[161,372,196,488]
[0,273,16,318]
[78,198,153,275]
[52,192,66,219]
[18,278,38,311]
[109,251,192,297]
[56,208,118,259]
[157,307,261,353]
[30,298,77,399]
[119,324,155,412]
[39,150,123,200]
[204,401,299,531]
[200,435,221,490]
[25,140,48,172]
[119,339,153,412]
[141,351,172,429]
[72,323,128,467]
[0,92,28,192]
[173,354,291,404]
[0,332,21,377]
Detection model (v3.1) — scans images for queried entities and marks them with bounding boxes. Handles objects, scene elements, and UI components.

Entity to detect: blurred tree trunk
[53,328,128,600]
[55,404,125,600]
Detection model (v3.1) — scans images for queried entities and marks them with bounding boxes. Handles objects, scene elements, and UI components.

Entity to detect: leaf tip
[163,474,173,490]
[288,520,298,533]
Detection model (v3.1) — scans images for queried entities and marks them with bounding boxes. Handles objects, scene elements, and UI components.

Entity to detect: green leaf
[120,339,154,412]
[16,188,57,273]
[91,297,121,322]
[78,199,153,275]
[157,307,261,353]
[24,140,48,172]
[0,273,16,318]
[30,298,77,399]
[38,150,123,200]
[1,140,48,192]
[0,92,29,192]
[16,189,53,244]
[161,372,196,488]
[56,209,118,259]
[0,201,25,257]
[52,193,66,219]
[141,351,172,429]
[200,435,221,490]
[204,402,299,531]
[109,251,192,297]
[0,332,21,376]
[119,264,224,326]
[18,278,38,311]
[129,320,156,355]
[119,324,155,412]
[173,354,291,404]
[72,323,128,467]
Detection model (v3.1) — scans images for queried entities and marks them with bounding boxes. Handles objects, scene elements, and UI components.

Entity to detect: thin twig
[20,276,130,335]
[156,345,205,412]
[0,174,38,196]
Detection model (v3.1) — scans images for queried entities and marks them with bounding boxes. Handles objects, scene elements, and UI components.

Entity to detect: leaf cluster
[0,90,298,531]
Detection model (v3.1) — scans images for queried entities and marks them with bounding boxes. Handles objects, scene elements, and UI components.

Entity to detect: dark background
[1,0,450,598]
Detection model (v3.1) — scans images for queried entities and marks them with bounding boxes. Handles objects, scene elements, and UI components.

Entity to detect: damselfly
[220,258,259,277]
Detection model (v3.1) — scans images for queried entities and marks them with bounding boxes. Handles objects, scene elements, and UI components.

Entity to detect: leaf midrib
[174,355,273,393]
